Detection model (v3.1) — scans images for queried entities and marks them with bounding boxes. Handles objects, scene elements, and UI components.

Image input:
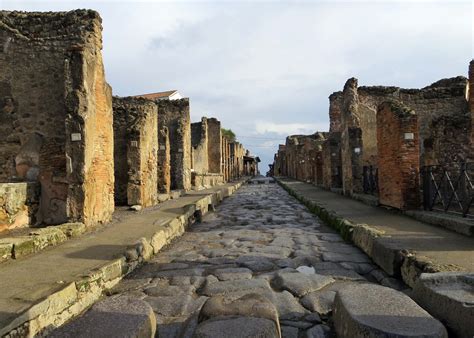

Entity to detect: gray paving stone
[194,317,279,338]
[304,324,331,338]
[201,278,272,296]
[281,325,299,338]
[333,283,447,338]
[144,295,207,317]
[49,295,156,338]
[300,290,336,315]
[322,252,370,263]
[273,272,335,297]
[213,267,253,281]
[270,290,310,320]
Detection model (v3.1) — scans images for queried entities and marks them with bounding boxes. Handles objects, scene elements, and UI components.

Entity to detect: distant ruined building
[273,61,474,213]
[0,10,258,232]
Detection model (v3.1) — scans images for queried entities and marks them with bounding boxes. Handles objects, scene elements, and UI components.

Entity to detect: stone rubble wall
[0,182,39,231]
[158,126,171,194]
[113,97,158,207]
[207,118,222,174]
[0,10,115,228]
[157,99,192,191]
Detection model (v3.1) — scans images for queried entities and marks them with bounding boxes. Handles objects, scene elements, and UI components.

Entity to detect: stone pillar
[377,101,420,210]
[158,126,171,194]
[207,118,222,174]
[329,91,343,133]
[191,117,209,174]
[156,99,191,191]
[113,98,158,207]
[469,60,474,148]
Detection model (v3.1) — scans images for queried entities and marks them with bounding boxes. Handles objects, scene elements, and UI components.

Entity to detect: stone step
[333,283,447,338]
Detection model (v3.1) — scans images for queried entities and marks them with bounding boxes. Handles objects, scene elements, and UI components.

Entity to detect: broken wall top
[0,10,103,49]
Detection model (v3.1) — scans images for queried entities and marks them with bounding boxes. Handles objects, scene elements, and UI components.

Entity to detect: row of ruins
[0,10,259,232]
[271,60,474,214]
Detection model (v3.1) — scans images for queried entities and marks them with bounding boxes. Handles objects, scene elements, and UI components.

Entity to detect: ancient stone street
[102,181,442,338]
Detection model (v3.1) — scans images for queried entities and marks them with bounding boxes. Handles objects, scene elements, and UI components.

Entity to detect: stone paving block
[281,325,299,338]
[213,267,253,281]
[201,278,272,296]
[300,290,336,315]
[273,271,335,297]
[304,324,331,338]
[413,272,474,338]
[49,295,156,338]
[194,316,279,338]
[333,283,447,338]
[144,295,207,317]
[269,290,310,320]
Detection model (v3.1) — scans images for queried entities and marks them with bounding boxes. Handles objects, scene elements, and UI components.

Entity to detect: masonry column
[469,60,474,147]
[377,101,420,210]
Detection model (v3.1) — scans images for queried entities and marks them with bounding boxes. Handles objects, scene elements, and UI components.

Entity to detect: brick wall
[377,101,420,210]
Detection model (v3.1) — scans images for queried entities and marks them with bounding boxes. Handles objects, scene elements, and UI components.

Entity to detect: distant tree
[221,128,236,141]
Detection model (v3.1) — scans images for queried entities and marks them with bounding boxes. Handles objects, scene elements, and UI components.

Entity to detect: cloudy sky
[2,0,472,169]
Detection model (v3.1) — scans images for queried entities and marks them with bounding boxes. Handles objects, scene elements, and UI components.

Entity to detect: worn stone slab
[413,272,474,338]
[333,283,447,338]
[269,290,310,320]
[194,316,279,338]
[144,295,207,317]
[201,278,272,296]
[49,295,156,338]
[273,272,334,297]
[200,293,280,331]
[213,267,253,281]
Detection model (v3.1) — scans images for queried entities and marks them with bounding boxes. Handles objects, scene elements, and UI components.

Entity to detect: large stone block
[333,283,447,338]
[49,295,156,338]
[413,272,474,338]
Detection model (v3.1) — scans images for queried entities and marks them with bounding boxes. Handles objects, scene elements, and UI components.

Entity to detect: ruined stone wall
[191,173,223,190]
[191,117,209,174]
[156,99,191,191]
[207,118,222,174]
[0,10,114,226]
[470,60,474,149]
[337,75,469,195]
[158,126,171,194]
[113,97,158,207]
[377,101,420,209]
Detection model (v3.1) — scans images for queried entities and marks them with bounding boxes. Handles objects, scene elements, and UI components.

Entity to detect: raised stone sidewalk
[277,177,474,337]
[0,180,245,337]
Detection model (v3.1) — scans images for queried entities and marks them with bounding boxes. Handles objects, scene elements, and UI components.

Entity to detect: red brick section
[377,101,420,210]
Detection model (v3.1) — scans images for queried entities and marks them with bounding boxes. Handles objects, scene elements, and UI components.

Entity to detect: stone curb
[0,181,244,337]
[275,178,464,288]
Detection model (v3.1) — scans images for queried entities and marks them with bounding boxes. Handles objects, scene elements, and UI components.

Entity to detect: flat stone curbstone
[333,283,447,338]
[49,295,156,338]
[413,272,474,338]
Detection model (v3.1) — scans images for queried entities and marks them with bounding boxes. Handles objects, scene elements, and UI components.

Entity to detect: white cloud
[255,122,328,136]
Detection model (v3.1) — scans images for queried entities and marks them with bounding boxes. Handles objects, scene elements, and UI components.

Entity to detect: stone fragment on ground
[333,283,448,338]
[49,295,156,338]
[413,272,474,338]
[300,290,336,315]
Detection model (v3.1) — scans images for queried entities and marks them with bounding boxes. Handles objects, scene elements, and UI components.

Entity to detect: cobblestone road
[111,181,406,337]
